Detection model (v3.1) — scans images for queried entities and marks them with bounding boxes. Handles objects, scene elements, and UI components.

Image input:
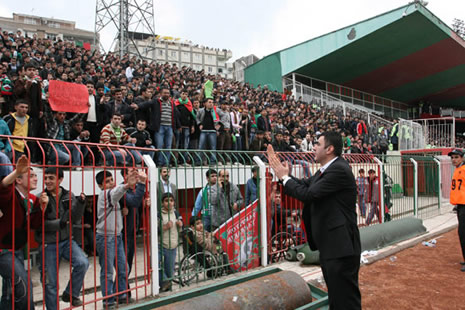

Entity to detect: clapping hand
[266,144,289,180]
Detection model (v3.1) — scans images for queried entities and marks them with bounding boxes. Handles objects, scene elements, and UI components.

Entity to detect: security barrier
[0,135,451,309]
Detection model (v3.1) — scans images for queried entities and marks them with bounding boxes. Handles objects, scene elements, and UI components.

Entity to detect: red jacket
[357,122,368,135]
[0,184,42,250]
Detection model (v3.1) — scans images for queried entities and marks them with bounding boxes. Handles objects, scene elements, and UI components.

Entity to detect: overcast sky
[1,0,463,61]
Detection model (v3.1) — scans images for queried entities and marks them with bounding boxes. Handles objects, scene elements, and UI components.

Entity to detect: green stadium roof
[244,4,465,108]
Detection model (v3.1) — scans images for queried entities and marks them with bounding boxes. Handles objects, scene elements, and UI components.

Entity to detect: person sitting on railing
[69,118,90,166]
[3,99,34,162]
[125,119,155,160]
[99,113,141,166]
[0,155,48,310]
[43,104,82,167]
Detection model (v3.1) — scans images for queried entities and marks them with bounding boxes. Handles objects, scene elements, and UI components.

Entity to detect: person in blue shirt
[245,166,258,206]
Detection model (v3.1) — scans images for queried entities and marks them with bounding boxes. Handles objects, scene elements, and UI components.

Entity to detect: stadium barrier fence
[0,135,451,308]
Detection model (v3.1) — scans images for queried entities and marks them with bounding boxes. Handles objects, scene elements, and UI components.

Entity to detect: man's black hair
[96,170,112,185]
[14,99,29,106]
[320,131,343,157]
[44,167,64,179]
[206,169,217,178]
[23,63,36,70]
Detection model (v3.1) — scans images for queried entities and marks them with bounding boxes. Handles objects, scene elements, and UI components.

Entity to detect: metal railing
[0,135,450,308]
[283,78,395,129]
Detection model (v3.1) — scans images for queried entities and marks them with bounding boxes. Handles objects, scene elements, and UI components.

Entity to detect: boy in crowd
[95,169,138,308]
[159,192,182,292]
[125,119,155,159]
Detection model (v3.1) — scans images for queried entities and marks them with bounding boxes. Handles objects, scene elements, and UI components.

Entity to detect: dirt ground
[359,229,465,310]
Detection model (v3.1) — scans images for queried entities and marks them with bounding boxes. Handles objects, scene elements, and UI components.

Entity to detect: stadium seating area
[0,29,402,167]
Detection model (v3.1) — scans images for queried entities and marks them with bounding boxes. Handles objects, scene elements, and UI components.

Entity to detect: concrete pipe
[157,270,313,310]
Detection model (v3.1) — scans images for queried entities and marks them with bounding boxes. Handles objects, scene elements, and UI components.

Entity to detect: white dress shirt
[282,156,339,185]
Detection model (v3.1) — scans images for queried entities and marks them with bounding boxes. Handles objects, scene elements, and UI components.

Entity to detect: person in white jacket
[300,133,314,152]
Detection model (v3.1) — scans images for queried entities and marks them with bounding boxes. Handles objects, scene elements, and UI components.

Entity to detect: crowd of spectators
[0,28,403,168]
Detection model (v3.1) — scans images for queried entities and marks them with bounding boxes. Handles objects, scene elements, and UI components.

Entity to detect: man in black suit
[267,131,361,310]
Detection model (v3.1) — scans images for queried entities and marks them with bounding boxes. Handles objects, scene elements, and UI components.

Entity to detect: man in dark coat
[267,131,361,310]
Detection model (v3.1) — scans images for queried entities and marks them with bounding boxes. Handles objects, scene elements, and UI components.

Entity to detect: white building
[128,33,233,79]
[233,54,260,82]
[0,13,96,47]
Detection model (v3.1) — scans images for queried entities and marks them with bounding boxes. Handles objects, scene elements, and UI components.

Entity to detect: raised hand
[266,144,290,180]
[16,155,29,175]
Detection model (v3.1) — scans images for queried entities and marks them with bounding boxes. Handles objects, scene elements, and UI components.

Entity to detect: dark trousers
[320,255,361,310]
[217,130,232,163]
[458,206,465,261]
[84,121,102,164]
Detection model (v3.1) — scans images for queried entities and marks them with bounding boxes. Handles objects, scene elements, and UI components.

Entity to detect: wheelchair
[269,208,305,263]
[176,228,230,286]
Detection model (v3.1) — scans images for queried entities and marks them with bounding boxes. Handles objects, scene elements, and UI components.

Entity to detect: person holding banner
[267,131,361,310]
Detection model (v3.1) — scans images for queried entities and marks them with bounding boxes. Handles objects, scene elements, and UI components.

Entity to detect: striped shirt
[100,123,129,145]
[160,100,172,126]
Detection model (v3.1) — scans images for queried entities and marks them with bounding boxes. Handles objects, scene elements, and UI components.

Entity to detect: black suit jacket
[284,157,361,260]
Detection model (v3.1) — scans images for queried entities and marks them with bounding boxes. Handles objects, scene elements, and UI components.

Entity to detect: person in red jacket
[0,155,48,309]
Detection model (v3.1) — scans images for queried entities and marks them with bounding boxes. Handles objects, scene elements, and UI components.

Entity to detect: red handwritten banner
[213,199,260,272]
[48,80,89,113]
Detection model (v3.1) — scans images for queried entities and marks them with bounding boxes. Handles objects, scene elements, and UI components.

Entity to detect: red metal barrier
[0,135,153,309]
[260,151,383,262]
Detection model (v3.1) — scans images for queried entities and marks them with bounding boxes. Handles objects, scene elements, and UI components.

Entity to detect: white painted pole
[433,157,442,212]
[410,158,418,217]
[143,155,159,296]
[374,157,385,223]
[253,156,268,267]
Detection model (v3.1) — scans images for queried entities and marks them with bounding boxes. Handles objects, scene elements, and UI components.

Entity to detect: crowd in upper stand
[0,29,409,167]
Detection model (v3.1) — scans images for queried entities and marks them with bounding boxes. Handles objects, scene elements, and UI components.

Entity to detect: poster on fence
[48,80,89,113]
[213,199,260,272]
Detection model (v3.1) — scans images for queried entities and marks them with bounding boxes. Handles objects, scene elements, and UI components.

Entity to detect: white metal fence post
[410,158,418,217]
[433,157,442,212]
[374,157,385,223]
[253,156,268,267]
[143,154,159,296]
